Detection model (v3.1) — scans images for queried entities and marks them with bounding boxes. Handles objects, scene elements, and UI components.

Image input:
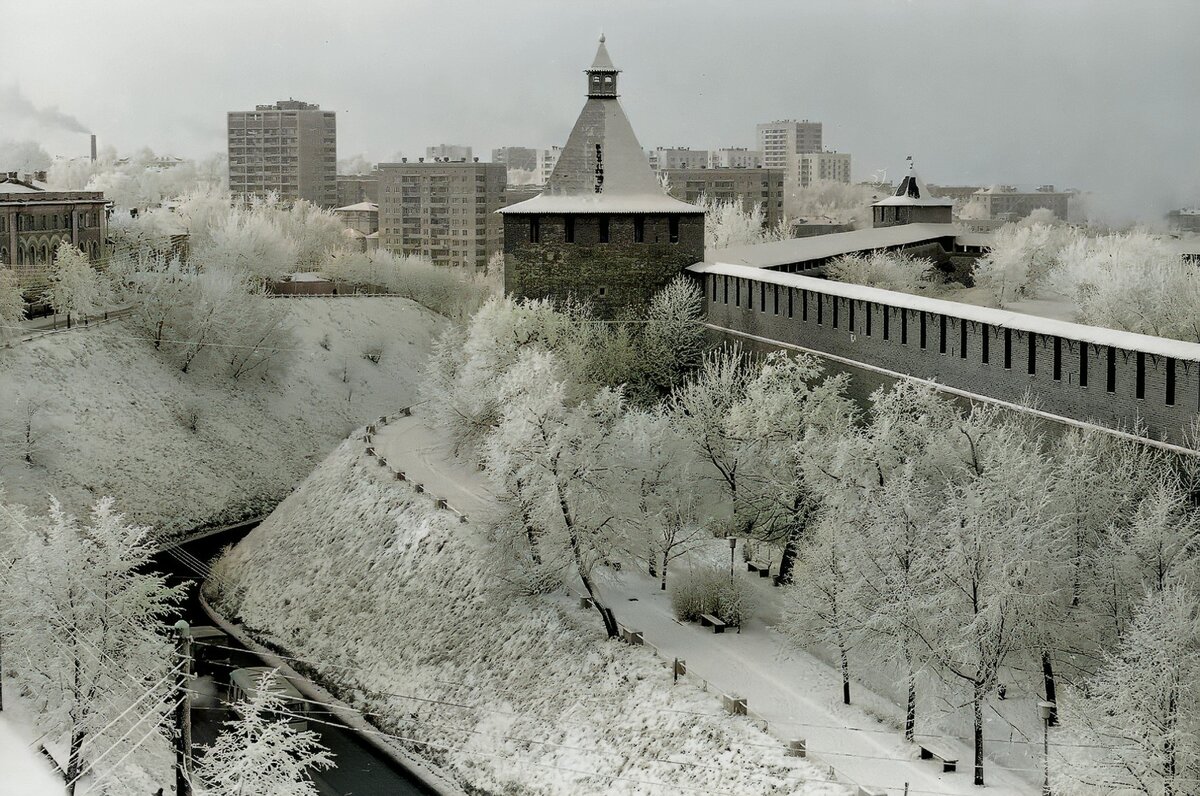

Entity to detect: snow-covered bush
[45,241,112,322]
[696,195,788,251]
[0,266,25,337]
[972,222,1075,305]
[669,565,756,627]
[321,249,491,321]
[826,250,936,293]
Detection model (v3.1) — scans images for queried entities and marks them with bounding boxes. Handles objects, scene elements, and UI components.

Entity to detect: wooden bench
[746,561,772,578]
[919,742,959,772]
[699,613,727,633]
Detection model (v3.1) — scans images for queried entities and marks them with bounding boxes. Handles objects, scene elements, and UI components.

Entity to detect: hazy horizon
[4,0,1198,222]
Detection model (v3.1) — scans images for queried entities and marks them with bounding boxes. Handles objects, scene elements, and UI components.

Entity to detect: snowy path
[376,413,1040,796]
[0,715,68,795]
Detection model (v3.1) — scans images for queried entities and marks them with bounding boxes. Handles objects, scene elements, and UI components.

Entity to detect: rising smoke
[0,84,89,134]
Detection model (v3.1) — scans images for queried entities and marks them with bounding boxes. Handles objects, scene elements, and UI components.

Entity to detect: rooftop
[707,223,973,267]
[334,201,378,213]
[872,171,955,208]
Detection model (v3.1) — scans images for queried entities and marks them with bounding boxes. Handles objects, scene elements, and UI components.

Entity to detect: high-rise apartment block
[377,160,506,268]
[795,151,851,187]
[709,148,762,169]
[663,167,784,228]
[537,147,562,184]
[227,99,336,207]
[425,144,473,162]
[756,120,822,169]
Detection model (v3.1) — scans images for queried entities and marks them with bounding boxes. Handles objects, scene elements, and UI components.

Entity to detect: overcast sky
[4,0,1198,220]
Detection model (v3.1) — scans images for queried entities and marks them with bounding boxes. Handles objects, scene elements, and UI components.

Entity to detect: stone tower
[499,36,705,317]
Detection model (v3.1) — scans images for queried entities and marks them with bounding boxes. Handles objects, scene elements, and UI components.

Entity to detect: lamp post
[1038,700,1055,796]
[726,536,737,583]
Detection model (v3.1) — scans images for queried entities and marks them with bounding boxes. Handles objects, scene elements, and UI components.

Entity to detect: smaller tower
[871,160,954,227]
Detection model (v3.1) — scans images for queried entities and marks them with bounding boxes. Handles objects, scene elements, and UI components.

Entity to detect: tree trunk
[1041,650,1058,727]
[660,552,669,590]
[65,727,85,795]
[556,480,619,638]
[777,525,801,585]
[973,679,985,786]
[1164,680,1179,796]
[904,647,916,742]
[516,481,541,566]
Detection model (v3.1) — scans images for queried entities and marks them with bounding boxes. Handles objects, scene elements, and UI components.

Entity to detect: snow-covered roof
[334,201,378,212]
[342,228,368,239]
[688,261,1200,361]
[872,171,954,207]
[0,180,45,195]
[500,38,702,217]
[709,223,972,267]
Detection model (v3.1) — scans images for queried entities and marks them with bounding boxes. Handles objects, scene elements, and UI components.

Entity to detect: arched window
[1,247,8,264]
[41,244,49,263]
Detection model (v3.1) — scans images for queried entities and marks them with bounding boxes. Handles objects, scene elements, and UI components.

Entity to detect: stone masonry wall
[699,272,1200,447]
[504,213,704,317]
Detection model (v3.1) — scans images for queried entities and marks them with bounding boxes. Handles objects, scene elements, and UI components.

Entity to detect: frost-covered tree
[5,498,182,794]
[826,251,936,294]
[196,670,333,796]
[697,196,788,251]
[614,408,706,589]
[630,276,706,401]
[1070,587,1200,795]
[0,267,26,338]
[45,242,111,325]
[972,222,1074,305]
[483,350,627,637]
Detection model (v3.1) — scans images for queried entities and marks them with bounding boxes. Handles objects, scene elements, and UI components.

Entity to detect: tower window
[1107,347,1116,393]
[981,326,989,363]
[1080,342,1088,387]
[1027,334,1036,375]
[1167,358,1176,405]
[598,216,609,243]
[564,216,575,243]
[1004,328,1012,369]
[529,216,540,243]
[669,217,680,243]
[634,216,644,243]
[938,315,946,354]
[919,312,926,349]
[1053,337,1062,380]
[1136,352,1145,399]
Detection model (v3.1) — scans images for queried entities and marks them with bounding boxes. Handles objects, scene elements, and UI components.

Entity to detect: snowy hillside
[209,440,848,796]
[0,297,445,535]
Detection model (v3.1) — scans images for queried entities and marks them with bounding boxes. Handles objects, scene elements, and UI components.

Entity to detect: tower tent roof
[500,38,702,215]
[590,36,616,71]
[872,170,954,207]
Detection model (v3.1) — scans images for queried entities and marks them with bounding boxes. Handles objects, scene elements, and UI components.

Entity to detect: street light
[1038,700,1056,796]
[726,536,737,583]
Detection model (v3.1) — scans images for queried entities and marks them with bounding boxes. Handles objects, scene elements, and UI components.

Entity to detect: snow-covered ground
[0,714,64,796]
[0,297,444,536]
[369,412,1042,796]
[209,429,850,795]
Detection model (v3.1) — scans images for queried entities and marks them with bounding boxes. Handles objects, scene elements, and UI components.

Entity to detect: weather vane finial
[599,32,605,43]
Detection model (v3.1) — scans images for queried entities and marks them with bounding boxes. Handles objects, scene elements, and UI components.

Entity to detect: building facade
[426,144,473,162]
[492,147,539,173]
[499,37,705,317]
[976,185,1070,221]
[336,173,379,208]
[377,160,505,268]
[228,99,337,207]
[710,148,762,169]
[537,147,562,185]
[1167,208,1200,234]
[756,120,822,170]
[647,147,709,172]
[663,167,784,228]
[1,174,108,279]
[872,170,954,227]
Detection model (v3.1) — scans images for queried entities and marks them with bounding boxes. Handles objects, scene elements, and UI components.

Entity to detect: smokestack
[90,134,97,162]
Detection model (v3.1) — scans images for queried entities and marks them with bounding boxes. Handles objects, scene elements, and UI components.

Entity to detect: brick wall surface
[699,272,1200,447]
[504,213,704,317]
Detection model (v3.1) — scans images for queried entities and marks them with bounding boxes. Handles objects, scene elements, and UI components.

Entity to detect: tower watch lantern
[587,35,619,98]
[499,36,705,317]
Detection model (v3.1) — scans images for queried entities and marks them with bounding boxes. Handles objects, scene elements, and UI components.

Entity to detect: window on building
[883,306,889,340]
[598,216,609,243]
[735,279,740,307]
[1028,334,1037,375]
[1053,337,1062,380]
[669,217,679,243]
[939,315,946,354]
[529,217,540,243]
[817,294,823,325]
[1004,328,1012,369]
[833,297,839,328]
[959,319,968,358]
[919,312,927,349]
[1136,352,1145,399]
[712,275,718,301]
[773,285,779,315]
[1107,346,1116,392]
[564,216,575,243]
[900,308,908,344]
[723,275,729,304]
[788,288,794,318]
[760,284,767,312]
[865,303,872,336]
[849,300,855,332]
[598,286,607,297]
[634,216,644,243]
[1080,342,1088,387]
[802,290,808,321]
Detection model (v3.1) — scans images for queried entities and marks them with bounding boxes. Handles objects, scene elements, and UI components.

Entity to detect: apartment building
[709,147,762,169]
[336,172,379,207]
[647,146,708,172]
[227,99,336,207]
[537,146,562,184]
[377,160,506,268]
[426,144,473,162]
[1,172,109,277]
[662,167,784,227]
[756,120,822,169]
[976,185,1070,221]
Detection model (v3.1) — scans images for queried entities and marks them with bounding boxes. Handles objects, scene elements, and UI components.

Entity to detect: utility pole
[173,620,193,796]
[727,536,737,583]
[1038,700,1055,796]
